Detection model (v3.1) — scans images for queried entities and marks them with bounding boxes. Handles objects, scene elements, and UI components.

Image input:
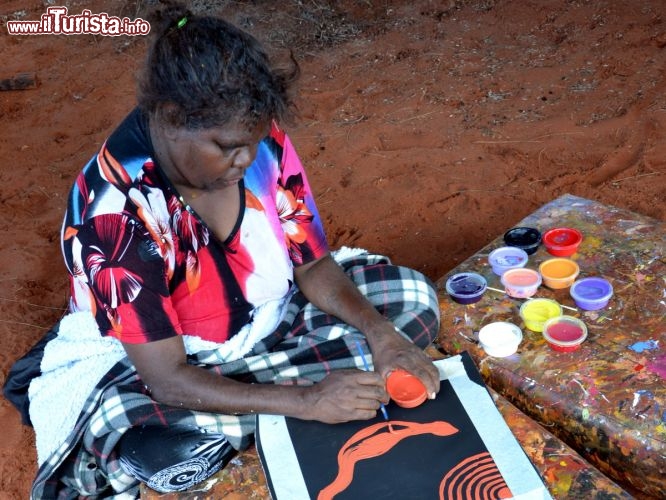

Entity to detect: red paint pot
[542,315,587,352]
[542,227,583,257]
[386,369,427,408]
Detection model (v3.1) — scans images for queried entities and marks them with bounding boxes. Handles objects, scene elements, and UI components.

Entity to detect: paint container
[519,298,563,332]
[500,268,542,298]
[542,227,583,257]
[386,369,428,408]
[570,277,614,310]
[445,272,487,304]
[478,322,523,357]
[488,246,529,276]
[503,226,542,255]
[539,258,580,289]
[542,315,587,352]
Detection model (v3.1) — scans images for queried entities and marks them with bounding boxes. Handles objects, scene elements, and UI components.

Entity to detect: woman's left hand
[294,254,440,399]
[365,322,440,399]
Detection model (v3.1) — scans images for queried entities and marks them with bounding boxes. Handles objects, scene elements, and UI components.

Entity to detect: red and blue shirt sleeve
[271,123,329,266]
[65,212,183,342]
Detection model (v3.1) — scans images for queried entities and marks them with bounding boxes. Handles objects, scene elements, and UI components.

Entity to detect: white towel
[332,245,368,262]
[28,295,292,465]
[29,312,127,465]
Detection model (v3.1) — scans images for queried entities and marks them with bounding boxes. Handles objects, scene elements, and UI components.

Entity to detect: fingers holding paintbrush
[354,339,395,431]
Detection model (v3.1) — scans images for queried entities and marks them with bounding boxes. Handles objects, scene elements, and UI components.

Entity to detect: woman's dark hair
[138,2,299,129]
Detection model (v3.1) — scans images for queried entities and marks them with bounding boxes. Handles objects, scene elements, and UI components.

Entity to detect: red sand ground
[1,1,664,497]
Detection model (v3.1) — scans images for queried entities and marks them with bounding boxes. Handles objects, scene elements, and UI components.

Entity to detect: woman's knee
[118,425,235,493]
[366,264,440,347]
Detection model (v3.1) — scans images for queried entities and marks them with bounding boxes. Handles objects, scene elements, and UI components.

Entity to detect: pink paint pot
[445,272,487,304]
[542,227,583,257]
[500,268,542,298]
[570,277,613,310]
[488,246,529,276]
[542,315,587,352]
[539,258,580,289]
[386,369,427,408]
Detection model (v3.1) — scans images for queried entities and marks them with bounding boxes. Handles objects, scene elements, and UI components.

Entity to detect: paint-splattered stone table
[435,194,665,498]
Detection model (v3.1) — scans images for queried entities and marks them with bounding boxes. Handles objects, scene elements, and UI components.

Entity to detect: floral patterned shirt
[61,109,328,344]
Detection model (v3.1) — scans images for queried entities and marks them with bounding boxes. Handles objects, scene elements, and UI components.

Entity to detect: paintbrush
[486,286,578,311]
[354,340,390,422]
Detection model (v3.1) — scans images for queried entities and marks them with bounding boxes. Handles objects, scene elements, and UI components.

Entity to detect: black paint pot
[503,226,542,255]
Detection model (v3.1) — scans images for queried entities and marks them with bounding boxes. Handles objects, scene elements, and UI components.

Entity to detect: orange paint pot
[386,369,427,409]
[539,258,580,289]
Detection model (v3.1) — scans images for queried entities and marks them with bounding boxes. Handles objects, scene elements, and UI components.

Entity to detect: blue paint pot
[488,246,529,276]
[445,272,487,304]
[503,227,542,255]
[569,277,613,310]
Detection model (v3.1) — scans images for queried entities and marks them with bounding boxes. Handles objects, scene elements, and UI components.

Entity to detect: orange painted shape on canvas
[318,420,458,500]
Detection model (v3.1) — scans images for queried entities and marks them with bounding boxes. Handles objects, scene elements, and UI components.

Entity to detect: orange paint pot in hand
[386,369,428,408]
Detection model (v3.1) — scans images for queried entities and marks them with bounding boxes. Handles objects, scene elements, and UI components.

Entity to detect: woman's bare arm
[293,253,440,397]
[122,335,388,423]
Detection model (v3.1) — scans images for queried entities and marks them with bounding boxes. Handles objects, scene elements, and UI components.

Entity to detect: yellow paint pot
[539,258,579,289]
[519,298,563,332]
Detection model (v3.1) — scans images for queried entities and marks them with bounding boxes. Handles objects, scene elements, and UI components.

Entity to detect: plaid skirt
[30,253,440,499]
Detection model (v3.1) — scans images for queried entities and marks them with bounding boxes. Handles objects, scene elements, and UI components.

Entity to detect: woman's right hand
[302,369,389,424]
[123,337,389,422]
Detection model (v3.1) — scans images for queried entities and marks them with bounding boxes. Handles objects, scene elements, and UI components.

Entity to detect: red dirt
[1,1,664,497]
